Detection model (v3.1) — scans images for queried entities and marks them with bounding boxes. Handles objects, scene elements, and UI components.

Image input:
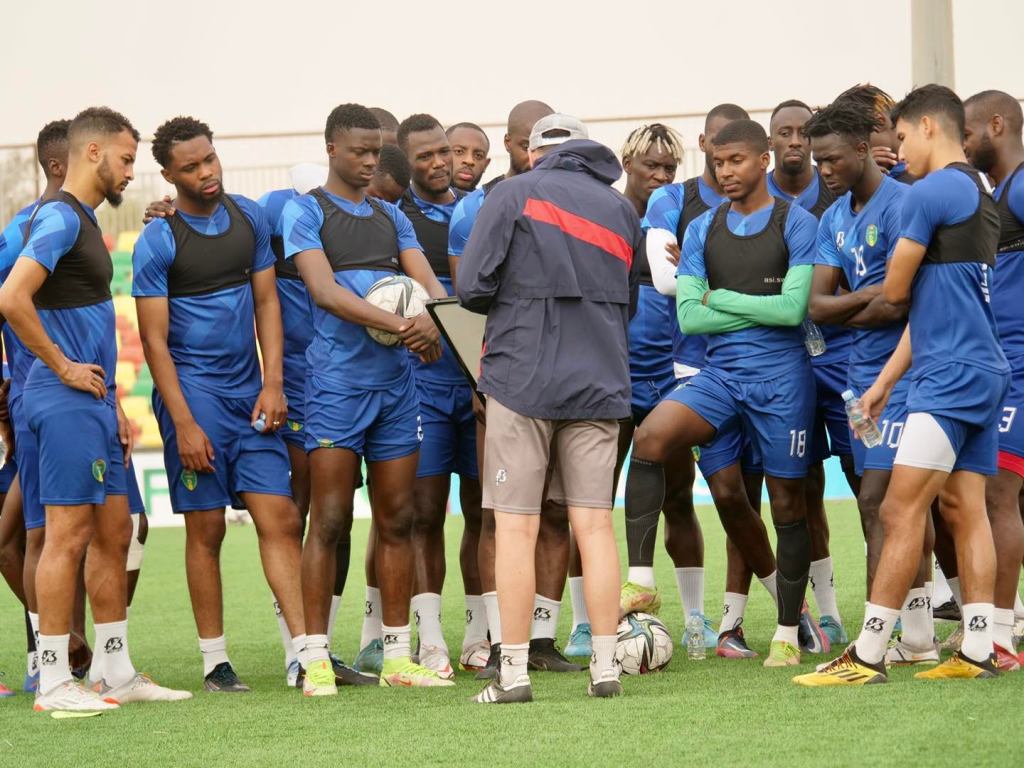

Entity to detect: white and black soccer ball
[615,612,673,674]
[363,275,430,346]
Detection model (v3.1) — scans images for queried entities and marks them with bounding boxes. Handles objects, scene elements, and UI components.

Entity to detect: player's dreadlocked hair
[377,143,411,189]
[325,103,380,143]
[803,101,877,144]
[834,83,896,129]
[397,113,444,152]
[151,116,213,168]
[621,123,684,163]
[891,84,965,142]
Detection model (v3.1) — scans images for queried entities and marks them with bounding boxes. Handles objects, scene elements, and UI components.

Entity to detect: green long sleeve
[704,264,813,327]
[676,275,758,335]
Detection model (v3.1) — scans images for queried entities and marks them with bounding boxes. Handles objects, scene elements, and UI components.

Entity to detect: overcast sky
[1,0,1020,148]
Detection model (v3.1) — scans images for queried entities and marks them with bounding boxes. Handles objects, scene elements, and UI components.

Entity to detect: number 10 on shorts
[789,429,807,457]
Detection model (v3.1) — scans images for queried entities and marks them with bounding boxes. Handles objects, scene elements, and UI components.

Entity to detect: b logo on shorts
[181,470,198,491]
[495,468,507,485]
[92,459,106,483]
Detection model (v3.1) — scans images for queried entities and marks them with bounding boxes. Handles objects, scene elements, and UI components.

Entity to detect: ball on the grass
[615,612,673,674]
[363,275,430,346]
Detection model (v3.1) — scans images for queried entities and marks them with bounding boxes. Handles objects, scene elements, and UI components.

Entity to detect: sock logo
[722,604,730,615]
[864,617,886,634]
[500,654,513,666]
[465,609,473,625]
[533,607,551,622]
[382,634,398,646]
[908,597,928,611]
[809,576,816,590]
[104,637,124,653]
[364,601,373,617]
[273,601,282,617]
[40,650,57,665]
[413,610,421,626]
[968,616,988,631]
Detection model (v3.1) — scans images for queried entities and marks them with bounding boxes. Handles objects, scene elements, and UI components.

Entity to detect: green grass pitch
[1,500,1021,766]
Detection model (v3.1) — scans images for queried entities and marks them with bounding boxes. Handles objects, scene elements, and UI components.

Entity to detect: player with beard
[962,89,1024,669]
[134,116,306,693]
[448,100,582,678]
[0,107,189,712]
[447,122,491,192]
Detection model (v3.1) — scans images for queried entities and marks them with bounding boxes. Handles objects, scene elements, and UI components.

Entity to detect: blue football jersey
[993,169,1024,368]
[0,201,40,400]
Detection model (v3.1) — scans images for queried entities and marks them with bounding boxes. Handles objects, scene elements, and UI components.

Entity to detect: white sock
[932,561,952,604]
[273,600,294,667]
[291,634,308,668]
[381,624,411,661]
[960,603,994,663]
[483,591,502,644]
[198,635,230,677]
[463,595,488,646]
[531,595,560,640]
[675,567,704,617]
[899,588,934,649]
[498,641,529,687]
[993,607,1015,652]
[809,557,840,621]
[305,633,329,664]
[93,620,136,688]
[772,624,799,647]
[568,577,589,630]
[411,592,446,650]
[37,633,71,695]
[947,576,962,608]
[328,595,343,642]
[627,566,656,588]
[359,586,382,650]
[719,592,748,634]
[590,635,618,680]
[758,571,778,605]
[854,603,900,665]
[1014,591,1024,620]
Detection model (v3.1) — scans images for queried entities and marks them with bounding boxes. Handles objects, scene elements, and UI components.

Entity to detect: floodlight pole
[911,0,955,88]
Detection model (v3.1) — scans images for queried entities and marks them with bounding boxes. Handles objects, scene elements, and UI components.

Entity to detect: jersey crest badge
[866,225,878,247]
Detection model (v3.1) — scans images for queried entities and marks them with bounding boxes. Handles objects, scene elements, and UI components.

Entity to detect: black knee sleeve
[624,457,665,568]
[775,519,810,626]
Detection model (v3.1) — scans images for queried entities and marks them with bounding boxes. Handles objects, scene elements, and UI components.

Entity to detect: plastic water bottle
[802,318,826,357]
[252,412,267,432]
[842,390,883,448]
[686,610,706,661]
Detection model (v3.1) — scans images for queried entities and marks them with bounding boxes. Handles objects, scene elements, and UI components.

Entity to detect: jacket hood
[533,139,622,185]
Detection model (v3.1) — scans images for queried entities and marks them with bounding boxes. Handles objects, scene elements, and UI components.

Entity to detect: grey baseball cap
[528,113,589,150]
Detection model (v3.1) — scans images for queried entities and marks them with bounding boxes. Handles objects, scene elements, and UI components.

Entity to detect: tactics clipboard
[425,298,486,404]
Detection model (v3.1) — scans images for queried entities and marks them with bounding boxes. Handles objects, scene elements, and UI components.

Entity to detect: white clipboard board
[426,298,487,404]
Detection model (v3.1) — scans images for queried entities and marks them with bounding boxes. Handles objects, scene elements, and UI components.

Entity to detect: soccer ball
[615,612,673,674]
[363,275,430,346]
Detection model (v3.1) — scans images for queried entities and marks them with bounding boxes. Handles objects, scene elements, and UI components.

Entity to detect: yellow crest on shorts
[691,446,701,462]
[92,460,106,483]
[288,420,302,432]
[318,438,334,448]
[181,469,198,491]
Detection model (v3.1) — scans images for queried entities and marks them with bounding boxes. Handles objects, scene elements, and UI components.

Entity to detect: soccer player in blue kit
[802,101,945,664]
[796,85,1010,685]
[134,117,306,694]
[625,119,819,668]
[447,122,491,193]
[282,103,451,694]
[0,107,189,712]
[962,89,1024,668]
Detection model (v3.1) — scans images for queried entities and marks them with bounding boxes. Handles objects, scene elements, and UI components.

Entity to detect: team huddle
[0,80,1023,713]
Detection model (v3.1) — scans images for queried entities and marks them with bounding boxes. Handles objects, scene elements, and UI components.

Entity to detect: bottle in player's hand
[801,318,826,357]
[686,611,706,661]
[252,412,266,432]
[842,390,882,448]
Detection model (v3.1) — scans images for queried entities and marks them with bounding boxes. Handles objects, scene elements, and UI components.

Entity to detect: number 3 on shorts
[999,406,1017,434]
[789,429,806,458]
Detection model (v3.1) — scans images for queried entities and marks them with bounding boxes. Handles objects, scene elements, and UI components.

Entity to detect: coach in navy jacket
[457,137,641,421]
[457,118,640,704]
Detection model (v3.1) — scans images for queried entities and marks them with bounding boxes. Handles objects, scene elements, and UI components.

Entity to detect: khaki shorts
[482,398,618,514]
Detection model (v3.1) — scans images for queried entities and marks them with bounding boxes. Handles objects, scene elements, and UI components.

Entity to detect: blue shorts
[126,461,145,515]
[896,411,1001,475]
[11,395,44,530]
[631,372,677,424]
[281,408,307,450]
[811,359,852,462]
[153,384,292,513]
[996,370,1024,463]
[667,363,815,479]
[674,375,761,477]
[850,381,909,475]
[24,386,128,507]
[304,370,421,463]
[415,378,478,479]
[908,362,1010,429]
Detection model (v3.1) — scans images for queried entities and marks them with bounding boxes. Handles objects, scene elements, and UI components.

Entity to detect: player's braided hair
[151,116,213,168]
[834,83,896,129]
[621,123,684,163]
[804,101,877,144]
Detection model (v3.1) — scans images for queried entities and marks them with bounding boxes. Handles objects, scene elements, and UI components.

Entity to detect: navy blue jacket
[456,140,641,420]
